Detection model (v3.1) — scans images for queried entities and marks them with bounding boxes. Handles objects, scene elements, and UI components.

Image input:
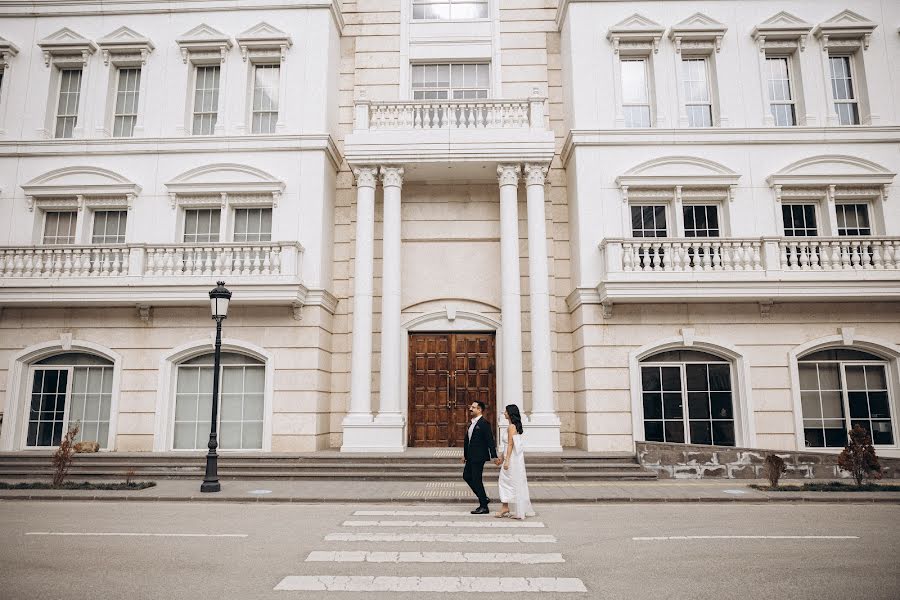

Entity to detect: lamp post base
[200,480,221,493]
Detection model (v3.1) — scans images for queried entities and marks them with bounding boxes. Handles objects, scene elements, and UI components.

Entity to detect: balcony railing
[0,242,302,280]
[354,96,547,132]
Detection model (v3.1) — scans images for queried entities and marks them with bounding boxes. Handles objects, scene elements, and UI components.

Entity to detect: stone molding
[496,164,520,187]
[97,26,155,66]
[352,166,378,189]
[524,163,549,187]
[38,27,96,67]
[236,22,293,62]
[176,24,232,64]
[379,166,404,189]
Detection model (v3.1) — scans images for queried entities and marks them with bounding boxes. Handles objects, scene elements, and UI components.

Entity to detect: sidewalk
[2,478,898,504]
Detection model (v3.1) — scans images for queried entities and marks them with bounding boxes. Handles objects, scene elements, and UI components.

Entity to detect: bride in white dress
[495,404,535,520]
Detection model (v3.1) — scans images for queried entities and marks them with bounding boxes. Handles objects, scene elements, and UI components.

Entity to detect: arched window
[799,348,893,448]
[28,353,114,448]
[640,349,735,446]
[173,352,265,450]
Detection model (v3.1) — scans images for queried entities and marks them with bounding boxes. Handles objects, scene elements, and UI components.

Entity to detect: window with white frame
[27,353,114,448]
[641,350,736,446]
[192,65,221,135]
[42,210,77,244]
[233,208,272,242]
[183,208,221,243]
[828,55,859,126]
[631,205,668,238]
[682,205,720,238]
[765,56,796,126]
[91,210,127,244]
[173,352,265,450]
[799,349,894,448]
[113,67,141,137]
[411,63,489,100]
[781,204,818,237]
[55,68,82,138]
[621,58,651,128]
[836,203,871,236]
[251,64,279,134]
[681,58,712,127]
[412,0,488,20]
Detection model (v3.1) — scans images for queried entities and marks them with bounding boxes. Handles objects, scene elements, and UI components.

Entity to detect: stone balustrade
[778,237,900,270]
[0,246,130,278]
[354,96,547,132]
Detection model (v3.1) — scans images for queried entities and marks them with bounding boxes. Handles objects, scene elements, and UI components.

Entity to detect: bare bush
[764,454,787,488]
[838,425,882,486]
[51,422,80,487]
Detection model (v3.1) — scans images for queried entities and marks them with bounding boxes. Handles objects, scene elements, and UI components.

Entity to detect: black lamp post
[201,281,231,493]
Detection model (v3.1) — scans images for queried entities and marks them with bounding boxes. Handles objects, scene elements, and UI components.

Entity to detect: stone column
[497,164,524,415]
[341,166,378,451]
[523,163,562,452]
[375,166,405,450]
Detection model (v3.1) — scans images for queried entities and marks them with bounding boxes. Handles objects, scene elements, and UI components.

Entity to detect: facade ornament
[380,166,404,189]
[620,185,629,204]
[25,196,35,212]
[680,327,695,347]
[136,304,152,323]
[291,301,303,321]
[773,184,783,203]
[728,185,737,203]
[674,186,683,204]
[60,332,73,351]
[600,300,613,320]
[168,193,178,209]
[882,185,889,202]
[76,195,85,212]
[352,166,378,189]
[272,190,281,208]
[524,163,548,186]
[840,326,856,346]
[759,300,774,318]
[497,164,521,187]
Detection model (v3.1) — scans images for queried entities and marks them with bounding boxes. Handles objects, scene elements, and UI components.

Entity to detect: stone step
[0,469,658,480]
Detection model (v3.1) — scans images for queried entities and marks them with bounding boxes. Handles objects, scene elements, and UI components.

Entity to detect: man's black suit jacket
[463,417,498,462]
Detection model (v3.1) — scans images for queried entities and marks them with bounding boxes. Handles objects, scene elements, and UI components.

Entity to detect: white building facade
[0,0,898,458]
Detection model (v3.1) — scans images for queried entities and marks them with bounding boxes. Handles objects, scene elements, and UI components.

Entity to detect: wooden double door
[407,332,496,448]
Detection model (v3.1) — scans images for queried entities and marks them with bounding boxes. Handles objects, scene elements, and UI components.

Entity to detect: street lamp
[201,281,232,493]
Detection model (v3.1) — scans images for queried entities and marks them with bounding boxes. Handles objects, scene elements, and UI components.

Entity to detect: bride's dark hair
[506,404,524,435]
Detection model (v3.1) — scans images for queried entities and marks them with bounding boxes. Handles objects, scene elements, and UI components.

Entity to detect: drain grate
[400,490,465,498]
[432,449,463,458]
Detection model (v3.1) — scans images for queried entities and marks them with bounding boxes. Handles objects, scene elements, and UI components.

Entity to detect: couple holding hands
[461,401,535,519]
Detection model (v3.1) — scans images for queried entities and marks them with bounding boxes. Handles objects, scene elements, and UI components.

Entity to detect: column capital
[352,166,378,189]
[380,166,405,189]
[523,163,549,187]
[497,164,521,187]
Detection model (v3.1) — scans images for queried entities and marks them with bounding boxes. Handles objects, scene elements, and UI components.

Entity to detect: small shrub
[838,425,882,486]
[124,469,136,486]
[51,422,80,488]
[764,454,787,488]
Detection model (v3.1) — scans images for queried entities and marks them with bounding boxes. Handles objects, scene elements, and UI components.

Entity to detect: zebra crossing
[273,506,588,594]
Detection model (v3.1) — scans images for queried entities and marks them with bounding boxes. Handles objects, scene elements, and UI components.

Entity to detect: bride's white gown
[497,434,535,519]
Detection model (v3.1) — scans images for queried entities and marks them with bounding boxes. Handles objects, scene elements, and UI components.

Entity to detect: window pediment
[38,27,96,67]
[606,14,665,54]
[669,13,728,53]
[97,26,155,66]
[752,11,813,52]
[236,22,292,62]
[176,24,232,64]
[0,36,19,68]
[166,163,285,208]
[814,10,877,51]
[617,156,739,203]
[767,155,894,202]
[22,166,141,210]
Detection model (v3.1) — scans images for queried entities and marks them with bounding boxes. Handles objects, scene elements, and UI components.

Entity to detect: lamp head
[209,281,232,319]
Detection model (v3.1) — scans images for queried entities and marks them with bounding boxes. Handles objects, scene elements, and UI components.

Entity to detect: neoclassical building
[0,0,898,459]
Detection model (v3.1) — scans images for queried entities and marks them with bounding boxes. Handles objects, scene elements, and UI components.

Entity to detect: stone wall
[636,441,900,480]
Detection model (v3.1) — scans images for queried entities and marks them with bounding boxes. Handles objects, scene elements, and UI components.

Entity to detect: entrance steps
[0,449,657,481]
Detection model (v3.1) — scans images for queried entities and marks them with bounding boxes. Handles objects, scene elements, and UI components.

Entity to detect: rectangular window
[91,210,128,244]
[621,59,651,128]
[42,211,77,245]
[411,63,489,100]
[251,65,280,134]
[113,68,141,137]
[682,58,712,127]
[233,208,272,242]
[829,55,859,125]
[412,0,488,20]
[782,204,817,237]
[192,66,220,135]
[683,205,720,238]
[55,68,82,138]
[183,209,221,243]
[631,205,668,238]
[836,204,871,236]
[766,56,796,126]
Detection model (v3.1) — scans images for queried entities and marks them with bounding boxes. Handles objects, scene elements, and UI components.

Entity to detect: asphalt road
[1,501,897,599]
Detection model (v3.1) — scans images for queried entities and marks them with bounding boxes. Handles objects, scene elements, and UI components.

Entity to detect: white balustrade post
[762,238,780,274]
[354,95,371,131]
[523,163,562,452]
[375,166,405,451]
[128,246,144,276]
[529,88,545,131]
[498,165,525,418]
[342,166,379,451]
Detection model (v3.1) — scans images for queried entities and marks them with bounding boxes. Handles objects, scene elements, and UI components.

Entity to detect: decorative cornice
[97,26,155,66]
[379,166,404,189]
[751,11,812,52]
[38,27,96,66]
[524,163,549,187]
[236,22,292,62]
[497,164,521,187]
[565,287,603,312]
[352,166,378,189]
[176,24,232,63]
[0,36,19,68]
[606,14,665,54]
[669,13,728,53]
[813,10,877,51]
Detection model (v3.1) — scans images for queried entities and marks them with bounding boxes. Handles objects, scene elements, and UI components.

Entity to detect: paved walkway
[2,478,898,503]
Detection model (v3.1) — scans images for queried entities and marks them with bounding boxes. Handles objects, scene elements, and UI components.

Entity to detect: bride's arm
[503,425,514,470]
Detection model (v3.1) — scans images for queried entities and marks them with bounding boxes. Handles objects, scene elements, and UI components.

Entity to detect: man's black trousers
[463,459,489,507]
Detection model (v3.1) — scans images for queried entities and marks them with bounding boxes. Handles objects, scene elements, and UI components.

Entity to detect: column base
[340,415,406,453]
[523,413,563,453]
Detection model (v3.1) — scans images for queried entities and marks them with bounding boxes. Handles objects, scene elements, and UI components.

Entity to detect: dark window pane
[800,349,882,362]
[685,365,707,391]
[654,205,667,230]
[850,420,870,437]
[631,206,643,233]
[661,367,681,391]
[641,367,661,391]
[848,392,870,418]
[707,364,731,391]
[868,392,890,419]
[804,428,824,448]
[872,422,894,445]
[712,421,735,446]
[27,422,38,446]
[710,392,733,419]
[687,392,710,419]
[38,422,53,446]
[689,421,712,445]
[643,393,663,420]
[644,420,664,442]
[823,427,846,447]
[663,393,683,419]
[664,421,685,443]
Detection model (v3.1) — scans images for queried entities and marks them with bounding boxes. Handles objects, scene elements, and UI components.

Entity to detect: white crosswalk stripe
[274,505,587,594]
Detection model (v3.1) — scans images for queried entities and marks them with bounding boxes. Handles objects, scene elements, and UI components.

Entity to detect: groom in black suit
[462,400,501,514]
